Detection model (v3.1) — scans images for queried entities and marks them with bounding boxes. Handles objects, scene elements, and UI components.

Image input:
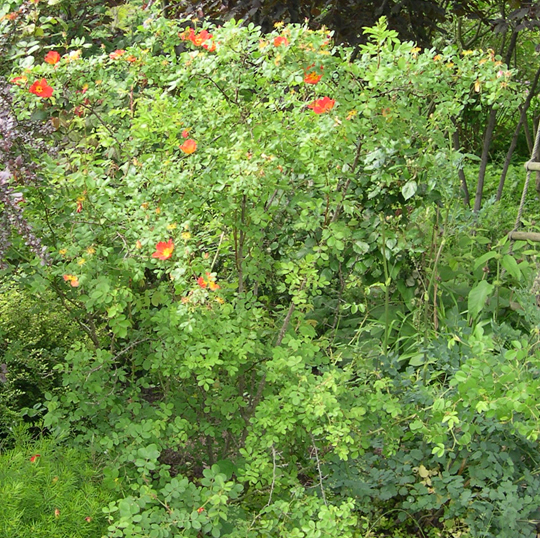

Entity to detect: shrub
[3,8,529,537]
[0,279,80,438]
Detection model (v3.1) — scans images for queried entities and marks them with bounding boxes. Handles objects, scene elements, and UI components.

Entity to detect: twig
[80,102,122,146]
[85,338,150,381]
[211,231,225,271]
[310,434,327,506]
[199,75,237,106]
[275,278,306,347]
[265,444,277,508]
[331,139,363,223]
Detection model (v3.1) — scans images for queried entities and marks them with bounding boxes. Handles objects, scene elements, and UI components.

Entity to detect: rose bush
[3,7,533,536]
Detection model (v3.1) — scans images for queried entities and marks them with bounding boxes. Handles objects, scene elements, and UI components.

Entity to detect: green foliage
[0,278,80,436]
[0,435,116,538]
[328,325,540,538]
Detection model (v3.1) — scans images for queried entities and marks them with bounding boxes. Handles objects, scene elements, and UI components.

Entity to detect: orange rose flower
[307,96,335,114]
[197,272,220,290]
[186,28,213,47]
[109,49,125,60]
[29,79,53,98]
[10,76,27,86]
[179,139,197,154]
[63,274,80,287]
[152,240,174,260]
[304,65,323,85]
[274,36,289,47]
[44,51,61,65]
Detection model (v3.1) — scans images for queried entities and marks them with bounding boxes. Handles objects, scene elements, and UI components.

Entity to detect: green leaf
[468,280,494,319]
[501,254,521,280]
[401,180,417,200]
[473,250,498,270]
[408,354,425,366]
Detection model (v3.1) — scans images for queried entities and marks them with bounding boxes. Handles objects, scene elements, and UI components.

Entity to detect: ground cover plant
[3,0,540,536]
[0,434,116,538]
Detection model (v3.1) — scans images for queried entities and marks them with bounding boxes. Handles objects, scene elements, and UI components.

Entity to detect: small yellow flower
[156,207,161,215]
[181,231,191,240]
[274,21,284,28]
[77,258,86,266]
[346,109,357,120]
[86,246,95,255]
[167,223,177,230]
[474,79,481,93]
[141,202,149,209]
[461,50,474,56]
[59,249,67,256]
[433,54,442,61]
[215,296,225,304]
[136,240,142,249]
